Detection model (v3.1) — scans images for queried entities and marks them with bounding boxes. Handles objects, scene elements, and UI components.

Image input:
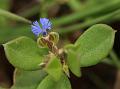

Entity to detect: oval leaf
[67,49,81,77]
[3,36,48,70]
[11,69,47,89]
[75,24,115,67]
[37,73,71,89]
[65,44,81,77]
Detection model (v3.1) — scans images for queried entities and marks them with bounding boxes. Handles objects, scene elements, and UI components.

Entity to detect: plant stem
[102,58,114,66]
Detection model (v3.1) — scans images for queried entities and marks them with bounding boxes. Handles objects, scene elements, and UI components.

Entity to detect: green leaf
[11,69,47,89]
[37,73,71,89]
[44,54,62,81]
[64,44,81,77]
[3,36,48,70]
[11,70,71,89]
[75,24,115,67]
[67,49,81,77]
[0,25,34,43]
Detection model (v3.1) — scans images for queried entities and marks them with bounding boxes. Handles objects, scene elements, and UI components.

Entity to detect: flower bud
[37,36,48,48]
[37,32,59,55]
[49,32,59,44]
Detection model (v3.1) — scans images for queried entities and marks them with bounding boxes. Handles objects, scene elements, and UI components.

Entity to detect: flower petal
[40,18,49,26]
[40,18,52,30]
[31,21,42,36]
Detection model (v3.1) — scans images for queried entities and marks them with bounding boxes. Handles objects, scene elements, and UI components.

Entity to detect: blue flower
[31,18,52,36]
